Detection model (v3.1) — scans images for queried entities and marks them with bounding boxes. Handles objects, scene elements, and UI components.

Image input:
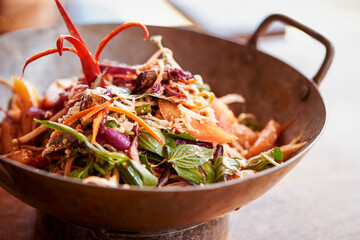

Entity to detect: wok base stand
[36,211,230,240]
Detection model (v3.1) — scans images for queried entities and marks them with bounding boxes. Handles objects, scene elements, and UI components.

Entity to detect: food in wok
[0,0,306,188]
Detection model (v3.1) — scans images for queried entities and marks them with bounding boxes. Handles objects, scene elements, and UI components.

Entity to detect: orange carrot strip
[246,119,282,159]
[82,99,113,122]
[50,99,113,141]
[49,108,93,141]
[185,79,196,84]
[91,110,106,144]
[196,92,215,103]
[208,92,215,103]
[107,106,164,146]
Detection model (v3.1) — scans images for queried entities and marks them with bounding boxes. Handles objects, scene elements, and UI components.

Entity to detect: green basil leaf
[172,164,206,184]
[105,120,120,128]
[117,159,158,187]
[93,162,106,175]
[163,135,178,157]
[139,152,154,174]
[247,148,280,171]
[93,162,114,175]
[34,119,129,163]
[273,147,283,162]
[68,160,93,179]
[135,104,152,115]
[138,130,166,157]
[145,152,163,162]
[132,93,171,101]
[202,162,215,184]
[163,130,198,141]
[168,144,214,168]
[70,147,87,158]
[214,157,241,182]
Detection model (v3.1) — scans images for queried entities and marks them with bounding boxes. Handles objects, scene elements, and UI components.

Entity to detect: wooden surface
[0,0,359,239]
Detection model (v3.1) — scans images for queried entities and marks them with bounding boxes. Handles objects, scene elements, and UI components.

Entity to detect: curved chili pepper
[21,0,149,89]
[57,35,101,87]
[22,47,77,79]
[55,0,84,43]
[94,22,149,63]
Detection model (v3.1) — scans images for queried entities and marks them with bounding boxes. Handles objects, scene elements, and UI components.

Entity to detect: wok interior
[0,24,325,144]
[0,24,326,230]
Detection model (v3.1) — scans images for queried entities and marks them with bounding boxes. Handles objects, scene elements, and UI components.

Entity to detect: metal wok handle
[248,14,334,85]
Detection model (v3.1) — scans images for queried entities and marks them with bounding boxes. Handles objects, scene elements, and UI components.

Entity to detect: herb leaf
[273,147,283,162]
[168,144,214,169]
[172,164,206,184]
[68,160,94,179]
[163,135,178,157]
[214,157,241,182]
[247,148,281,171]
[117,159,158,187]
[163,130,198,141]
[34,119,129,163]
[202,162,215,183]
[93,162,115,175]
[135,104,152,115]
[105,120,120,128]
[139,152,154,174]
[138,129,166,157]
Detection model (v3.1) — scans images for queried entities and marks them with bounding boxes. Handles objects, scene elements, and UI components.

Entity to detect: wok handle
[248,14,334,85]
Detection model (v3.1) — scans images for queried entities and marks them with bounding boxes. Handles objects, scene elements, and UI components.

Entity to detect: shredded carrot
[50,99,113,141]
[197,92,215,103]
[107,106,164,146]
[91,110,105,144]
[208,92,215,103]
[82,99,113,122]
[185,79,196,84]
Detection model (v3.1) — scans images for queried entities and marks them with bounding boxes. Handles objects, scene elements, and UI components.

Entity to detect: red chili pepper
[22,47,77,79]
[21,0,150,88]
[57,35,101,87]
[55,0,84,43]
[94,22,149,63]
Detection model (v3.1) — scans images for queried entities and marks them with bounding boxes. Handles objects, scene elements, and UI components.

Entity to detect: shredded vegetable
[0,0,307,188]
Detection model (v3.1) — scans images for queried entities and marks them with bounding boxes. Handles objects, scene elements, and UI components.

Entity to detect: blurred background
[0,0,359,239]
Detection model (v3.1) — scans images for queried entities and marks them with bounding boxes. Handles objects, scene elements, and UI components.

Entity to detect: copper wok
[0,14,333,232]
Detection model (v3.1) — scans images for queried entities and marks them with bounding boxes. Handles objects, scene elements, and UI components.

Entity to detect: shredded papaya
[181,92,215,109]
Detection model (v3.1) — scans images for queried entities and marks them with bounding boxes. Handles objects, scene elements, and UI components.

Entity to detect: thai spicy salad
[0,0,306,188]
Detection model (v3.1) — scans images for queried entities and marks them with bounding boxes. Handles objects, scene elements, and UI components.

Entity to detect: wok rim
[0,24,327,193]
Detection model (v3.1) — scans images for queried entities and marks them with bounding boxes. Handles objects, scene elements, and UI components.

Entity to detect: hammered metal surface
[0,24,326,231]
